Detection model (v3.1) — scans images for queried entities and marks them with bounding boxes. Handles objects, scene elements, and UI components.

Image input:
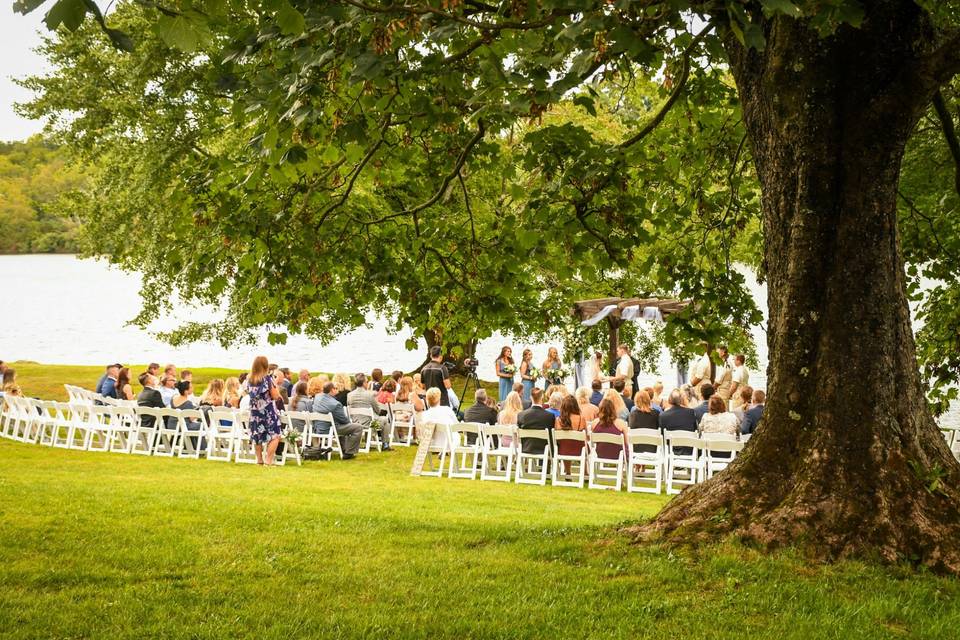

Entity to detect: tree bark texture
[639,2,960,572]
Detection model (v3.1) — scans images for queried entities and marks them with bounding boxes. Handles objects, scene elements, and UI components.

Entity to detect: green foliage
[0,137,85,254]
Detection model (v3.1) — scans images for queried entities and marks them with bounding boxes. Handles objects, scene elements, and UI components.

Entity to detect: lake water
[3,254,953,426]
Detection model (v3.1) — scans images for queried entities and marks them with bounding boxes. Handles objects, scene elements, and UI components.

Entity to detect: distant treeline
[0,137,85,254]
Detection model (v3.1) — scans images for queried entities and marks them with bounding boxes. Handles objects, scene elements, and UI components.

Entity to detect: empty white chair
[588,432,625,491]
[107,406,137,454]
[664,431,705,494]
[626,428,665,494]
[84,406,113,452]
[131,407,163,455]
[206,409,237,462]
[479,424,516,482]
[702,432,744,479]
[388,402,416,447]
[67,402,95,450]
[448,422,482,479]
[47,402,76,449]
[35,401,60,446]
[232,411,258,464]
[515,429,551,485]
[551,429,587,488]
[16,398,43,444]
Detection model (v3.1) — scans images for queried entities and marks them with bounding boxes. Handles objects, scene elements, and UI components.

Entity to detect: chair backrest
[348,406,376,419]
[389,403,414,424]
[208,408,237,427]
[700,431,738,442]
[664,431,702,452]
[516,428,550,449]
[703,438,744,454]
[552,429,586,442]
[628,428,663,448]
[590,432,624,447]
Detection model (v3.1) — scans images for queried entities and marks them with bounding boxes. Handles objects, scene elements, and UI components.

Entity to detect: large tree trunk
[639,3,960,572]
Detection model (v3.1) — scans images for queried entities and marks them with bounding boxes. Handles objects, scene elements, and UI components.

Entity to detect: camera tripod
[459,367,482,411]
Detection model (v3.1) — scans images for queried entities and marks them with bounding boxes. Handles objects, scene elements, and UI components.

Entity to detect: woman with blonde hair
[306,376,325,398]
[331,373,351,405]
[519,348,536,403]
[497,390,524,447]
[542,346,563,384]
[396,376,425,411]
[225,377,242,408]
[200,379,225,407]
[246,356,282,465]
[602,389,629,429]
[575,386,599,422]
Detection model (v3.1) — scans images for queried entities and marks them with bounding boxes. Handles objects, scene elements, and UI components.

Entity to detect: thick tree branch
[933,90,960,197]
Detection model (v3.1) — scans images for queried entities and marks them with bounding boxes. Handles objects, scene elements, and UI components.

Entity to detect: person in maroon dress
[592,399,627,460]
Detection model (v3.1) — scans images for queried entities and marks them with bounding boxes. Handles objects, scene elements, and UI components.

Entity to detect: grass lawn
[2,440,960,638]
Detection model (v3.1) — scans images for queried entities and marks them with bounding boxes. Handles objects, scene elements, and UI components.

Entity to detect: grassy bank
[4,360,498,406]
[1,441,959,638]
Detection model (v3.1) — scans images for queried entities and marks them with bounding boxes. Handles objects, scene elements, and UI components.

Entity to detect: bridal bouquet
[526,366,540,379]
[546,365,571,382]
[502,364,517,374]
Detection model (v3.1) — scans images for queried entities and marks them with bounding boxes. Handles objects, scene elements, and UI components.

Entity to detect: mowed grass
[2,441,960,639]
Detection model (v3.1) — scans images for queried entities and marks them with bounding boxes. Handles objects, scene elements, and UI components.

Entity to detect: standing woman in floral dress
[247,355,282,465]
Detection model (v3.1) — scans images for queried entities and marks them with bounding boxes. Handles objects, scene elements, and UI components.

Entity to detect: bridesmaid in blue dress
[543,346,563,385]
[519,348,536,403]
[495,346,516,403]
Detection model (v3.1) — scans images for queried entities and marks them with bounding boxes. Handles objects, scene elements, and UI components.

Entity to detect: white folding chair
[107,406,137,454]
[35,400,61,446]
[277,411,306,466]
[232,411,258,464]
[479,424,516,482]
[47,401,76,449]
[176,409,207,459]
[152,409,183,456]
[348,406,381,453]
[131,407,162,455]
[665,431,705,494]
[588,432,625,491]
[303,412,340,460]
[515,428,551,485]
[702,432,744,479]
[206,409,237,462]
[15,398,43,444]
[419,422,452,477]
[448,422,482,479]
[626,428,665,494]
[388,402,415,447]
[740,433,752,443]
[551,430,587,488]
[84,405,113,452]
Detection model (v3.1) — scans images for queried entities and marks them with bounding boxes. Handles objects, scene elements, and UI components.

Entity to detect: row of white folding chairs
[417,423,749,494]
[284,403,416,454]
[0,398,303,465]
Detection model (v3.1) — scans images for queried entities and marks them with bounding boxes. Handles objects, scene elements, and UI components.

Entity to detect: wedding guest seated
[311,382,363,459]
[297,369,311,386]
[147,363,160,378]
[306,377,325,406]
[420,387,459,450]
[371,368,384,391]
[545,392,563,419]
[279,367,293,396]
[592,399,627,460]
[575,387,599,422]
[285,381,311,433]
[99,363,121,400]
[602,389,629,425]
[347,373,391,450]
[198,379,226,421]
[159,374,177,407]
[396,376,425,412]
[628,390,659,453]
[659,388,698,455]
[517,388,555,454]
[168,381,203,450]
[332,373,352,406]
[652,381,664,407]
[376,378,397,406]
[136,373,165,430]
[164,363,177,381]
[513,382,532,409]
[644,386,662,413]
[555,395,587,473]
[741,389,766,435]
[225,376,242,408]
[693,382,715,424]
[117,367,134,401]
[391,370,403,384]
[613,379,633,411]
[463,388,498,425]
[731,386,753,423]
[699,395,739,436]
[589,380,604,406]
[273,369,290,410]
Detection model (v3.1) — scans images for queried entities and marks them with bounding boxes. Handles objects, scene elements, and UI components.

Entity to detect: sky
[1,5,50,142]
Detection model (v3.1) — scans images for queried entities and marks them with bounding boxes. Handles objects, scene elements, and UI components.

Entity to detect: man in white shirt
[730,354,751,407]
[609,344,635,395]
[159,374,177,408]
[690,345,715,391]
